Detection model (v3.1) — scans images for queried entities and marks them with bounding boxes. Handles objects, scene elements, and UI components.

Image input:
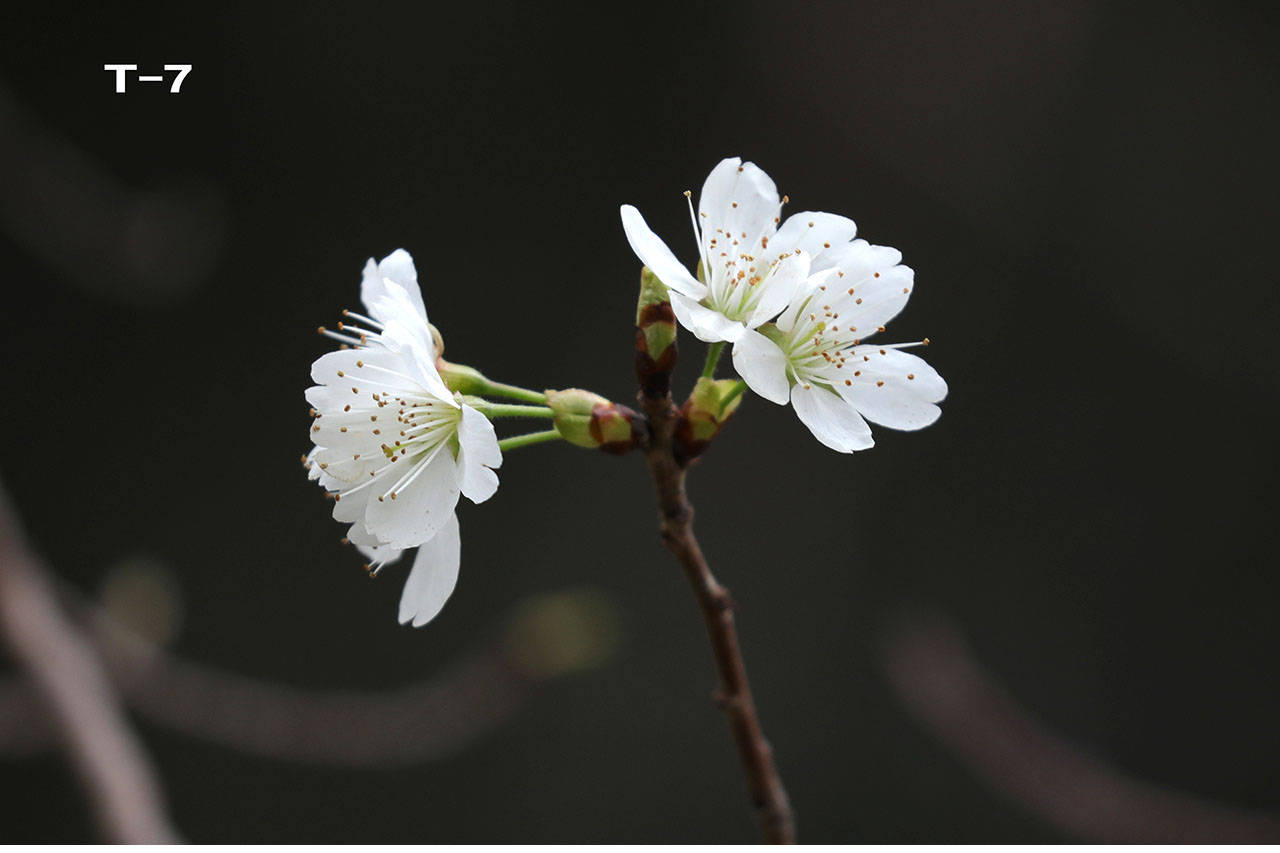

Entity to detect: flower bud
[674,377,745,465]
[635,267,678,397]
[546,389,641,454]
[636,268,677,360]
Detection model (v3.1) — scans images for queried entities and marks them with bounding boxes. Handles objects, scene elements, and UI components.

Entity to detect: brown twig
[635,294,795,843]
[0,484,180,843]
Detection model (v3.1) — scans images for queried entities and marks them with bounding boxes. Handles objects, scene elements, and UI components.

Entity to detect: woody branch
[634,271,795,844]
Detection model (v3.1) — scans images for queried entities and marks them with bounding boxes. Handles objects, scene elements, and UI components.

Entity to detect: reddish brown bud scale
[634,268,678,398]
[590,403,644,455]
[546,389,642,454]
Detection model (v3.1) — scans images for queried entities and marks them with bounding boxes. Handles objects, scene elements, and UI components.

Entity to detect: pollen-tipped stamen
[341,309,385,331]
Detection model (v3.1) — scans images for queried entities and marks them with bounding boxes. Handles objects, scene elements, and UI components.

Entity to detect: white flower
[733,242,947,452]
[621,157,945,452]
[619,156,856,350]
[306,250,502,626]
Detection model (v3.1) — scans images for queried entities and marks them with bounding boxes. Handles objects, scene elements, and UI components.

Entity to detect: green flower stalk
[431,322,549,404]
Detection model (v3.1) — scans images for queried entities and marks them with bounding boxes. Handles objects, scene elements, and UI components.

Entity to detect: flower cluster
[306,158,946,627]
[621,157,945,452]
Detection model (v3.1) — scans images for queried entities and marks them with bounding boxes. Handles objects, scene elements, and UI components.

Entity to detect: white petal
[364,448,461,548]
[619,205,705,299]
[306,447,359,495]
[378,250,427,316]
[699,158,779,257]
[774,277,824,335]
[362,249,427,323]
[310,347,414,391]
[790,383,875,453]
[310,446,381,487]
[332,483,374,523]
[357,543,404,570]
[358,258,383,314]
[352,527,403,571]
[731,329,790,405]
[826,239,903,273]
[825,242,912,336]
[312,332,454,410]
[458,463,498,505]
[369,276,428,333]
[310,411,391,454]
[457,405,502,504]
[304,447,323,482]
[308,349,446,451]
[459,405,502,468]
[837,347,945,430]
[346,522,385,548]
[369,284,440,362]
[398,515,461,628]
[309,405,401,455]
[851,347,947,402]
[669,291,745,343]
[746,252,812,328]
[305,383,353,412]
[398,331,457,405]
[698,157,744,222]
[774,212,857,268]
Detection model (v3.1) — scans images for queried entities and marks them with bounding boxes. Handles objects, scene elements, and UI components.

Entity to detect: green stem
[497,429,563,452]
[721,379,748,408]
[479,380,548,404]
[469,401,555,419]
[702,342,725,378]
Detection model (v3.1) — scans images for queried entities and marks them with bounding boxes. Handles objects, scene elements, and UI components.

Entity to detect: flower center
[776,291,930,388]
[684,189,788,324]
[314,310,463,504]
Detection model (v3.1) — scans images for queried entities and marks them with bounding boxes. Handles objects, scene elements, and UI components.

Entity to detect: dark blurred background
[1,0,1277,842]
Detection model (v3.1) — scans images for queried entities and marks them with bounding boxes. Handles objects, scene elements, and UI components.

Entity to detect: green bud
[635,267,678,397]
[635,268,677,359]
[546,389,640,453]
[674,377,745,465]
[635,267,670,323]
[683,377,745,443]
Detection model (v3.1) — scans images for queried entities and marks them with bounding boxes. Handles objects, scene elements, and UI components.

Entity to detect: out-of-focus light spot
[503,587,622,679]
[98,555,183,648]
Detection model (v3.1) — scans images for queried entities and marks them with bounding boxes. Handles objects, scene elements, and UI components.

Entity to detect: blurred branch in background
[88,585,619,768]
[0,82,226,303]
[0,578,619,767]
[0,485,180,843]
[880,610,1280,843]
[0,476,621,839]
